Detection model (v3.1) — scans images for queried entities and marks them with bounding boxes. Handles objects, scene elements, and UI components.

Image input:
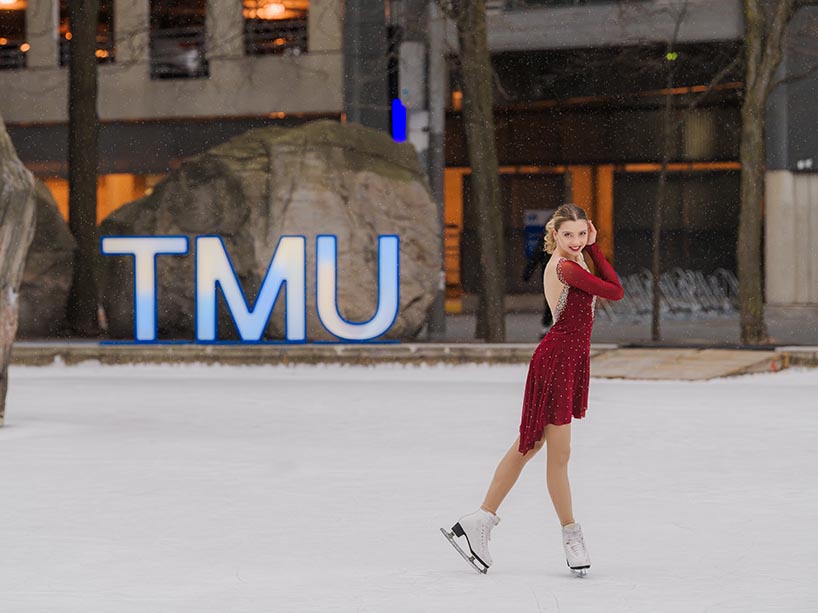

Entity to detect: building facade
[1,0,815,318]
[0,0,341,219]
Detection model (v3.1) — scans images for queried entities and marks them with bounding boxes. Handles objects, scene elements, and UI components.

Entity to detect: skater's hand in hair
[587,220,597,246]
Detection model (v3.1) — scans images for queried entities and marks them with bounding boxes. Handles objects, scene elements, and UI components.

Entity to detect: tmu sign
[101,235,400,343]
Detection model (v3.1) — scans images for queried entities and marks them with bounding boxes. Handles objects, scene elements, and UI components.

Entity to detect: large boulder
[0,113,36,424]
[100,120,441,341]
[17,181,76,338]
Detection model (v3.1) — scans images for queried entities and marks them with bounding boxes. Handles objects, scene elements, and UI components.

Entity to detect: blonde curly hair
[544,203,589,254]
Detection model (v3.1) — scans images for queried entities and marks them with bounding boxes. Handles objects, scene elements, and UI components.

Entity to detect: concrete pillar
[114,0,150,65]
[399,40,427,156]
[763,7,818,316]
[26,0,59,69]
[765,171,818,314]
[206,0,245,60]
[343,0,390,131]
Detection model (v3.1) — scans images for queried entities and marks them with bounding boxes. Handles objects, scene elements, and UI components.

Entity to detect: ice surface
[1,363,817,612]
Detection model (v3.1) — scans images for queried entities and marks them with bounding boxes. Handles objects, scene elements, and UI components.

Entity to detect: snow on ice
[1,363,816,612]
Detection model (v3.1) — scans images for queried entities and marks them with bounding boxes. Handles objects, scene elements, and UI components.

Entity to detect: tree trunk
[737,0,798,344]
[0,114,37,425]
[651,2,687,342]
[455,0,505,342]
[651,69,678,342]
[66,0,101,336]
[738,90,769,344]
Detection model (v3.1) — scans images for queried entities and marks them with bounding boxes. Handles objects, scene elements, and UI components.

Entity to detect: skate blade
[570,567,589,578]
[439,528,488,574]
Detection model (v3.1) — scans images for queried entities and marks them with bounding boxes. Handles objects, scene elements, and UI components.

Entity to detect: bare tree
[738,0,818,344]
[646,3,743,341]
[650,2,688,342]
[439,0,505,342]
[65,0,101,336]
[578,2,741,340]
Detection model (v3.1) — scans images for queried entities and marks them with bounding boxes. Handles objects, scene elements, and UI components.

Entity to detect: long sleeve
[556,243,624,301]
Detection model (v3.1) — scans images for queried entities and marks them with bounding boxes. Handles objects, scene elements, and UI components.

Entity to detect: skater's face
[553,220,588,256]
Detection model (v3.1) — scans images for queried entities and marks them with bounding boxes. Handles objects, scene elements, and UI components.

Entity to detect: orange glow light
[95,49,109,58]
[65,32,72,40]
[452,90,463,111]
[242,1,307,20]
[0,38,7,45]
[19,42,30,52]
[258,3,286,19]
[621,162,741,173]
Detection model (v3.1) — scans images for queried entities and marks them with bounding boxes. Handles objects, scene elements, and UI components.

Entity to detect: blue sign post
[524,209,553,258]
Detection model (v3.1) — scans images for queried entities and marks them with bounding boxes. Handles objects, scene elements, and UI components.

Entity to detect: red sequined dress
[518,243,624,454]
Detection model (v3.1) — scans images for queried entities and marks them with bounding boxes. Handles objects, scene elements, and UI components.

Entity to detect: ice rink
[1,362,816,612]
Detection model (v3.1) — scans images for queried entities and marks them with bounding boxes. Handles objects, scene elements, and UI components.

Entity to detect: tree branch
[684,53,743,115]
[759,0,800,96]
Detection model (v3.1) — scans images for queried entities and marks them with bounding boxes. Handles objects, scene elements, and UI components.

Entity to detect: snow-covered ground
[1,363,816,612]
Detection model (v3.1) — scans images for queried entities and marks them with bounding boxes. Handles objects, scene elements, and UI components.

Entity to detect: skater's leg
[447,435,543,572]
[480,435,545,515]
[544,424,575,526]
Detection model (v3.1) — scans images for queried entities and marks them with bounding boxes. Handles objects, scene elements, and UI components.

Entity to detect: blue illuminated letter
[100,236,189,342]
[316,235,399,341]
[195,236,306,342]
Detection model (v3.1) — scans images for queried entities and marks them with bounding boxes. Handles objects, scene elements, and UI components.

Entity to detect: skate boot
[440,509,500,574]
[562,522,591,576]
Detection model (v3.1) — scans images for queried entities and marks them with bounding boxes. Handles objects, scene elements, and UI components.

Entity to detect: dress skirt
[518,331,590,454]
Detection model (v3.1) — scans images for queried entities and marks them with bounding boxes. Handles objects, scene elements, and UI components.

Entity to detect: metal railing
[596,268,740,321]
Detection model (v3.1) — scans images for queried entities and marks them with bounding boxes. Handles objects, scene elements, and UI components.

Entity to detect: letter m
[195,236,306,342]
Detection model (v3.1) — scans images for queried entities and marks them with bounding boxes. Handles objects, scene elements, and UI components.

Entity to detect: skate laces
[565,533,585,558]
[479,512,498,544]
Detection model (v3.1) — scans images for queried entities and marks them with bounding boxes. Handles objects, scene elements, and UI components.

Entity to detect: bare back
[543,253,587,316]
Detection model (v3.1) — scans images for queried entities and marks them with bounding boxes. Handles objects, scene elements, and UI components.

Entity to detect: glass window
[59,0,115,66]
[149,0,208,79]
[0,0,27,70]
[244,1,308,56]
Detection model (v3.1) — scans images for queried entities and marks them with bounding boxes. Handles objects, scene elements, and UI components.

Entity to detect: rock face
[17,181,76,338]
[0,113,36,425]
[100,120,441,341]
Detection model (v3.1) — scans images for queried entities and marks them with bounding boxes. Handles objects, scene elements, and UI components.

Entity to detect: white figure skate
[562,522,591,577]
[440,509,500,574]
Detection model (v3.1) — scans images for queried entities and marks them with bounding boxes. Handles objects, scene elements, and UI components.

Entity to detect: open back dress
[518,242,624,454]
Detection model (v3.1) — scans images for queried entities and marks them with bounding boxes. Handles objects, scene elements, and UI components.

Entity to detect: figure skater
[442,203,624,576]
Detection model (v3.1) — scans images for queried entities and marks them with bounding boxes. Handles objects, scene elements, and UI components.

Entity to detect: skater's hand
[587,220,597,246]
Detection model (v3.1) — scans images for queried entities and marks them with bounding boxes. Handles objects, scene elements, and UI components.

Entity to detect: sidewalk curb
[9,342,818,379]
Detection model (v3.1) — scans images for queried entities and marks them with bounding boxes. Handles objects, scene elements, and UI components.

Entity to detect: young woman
[442,203,624,576]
